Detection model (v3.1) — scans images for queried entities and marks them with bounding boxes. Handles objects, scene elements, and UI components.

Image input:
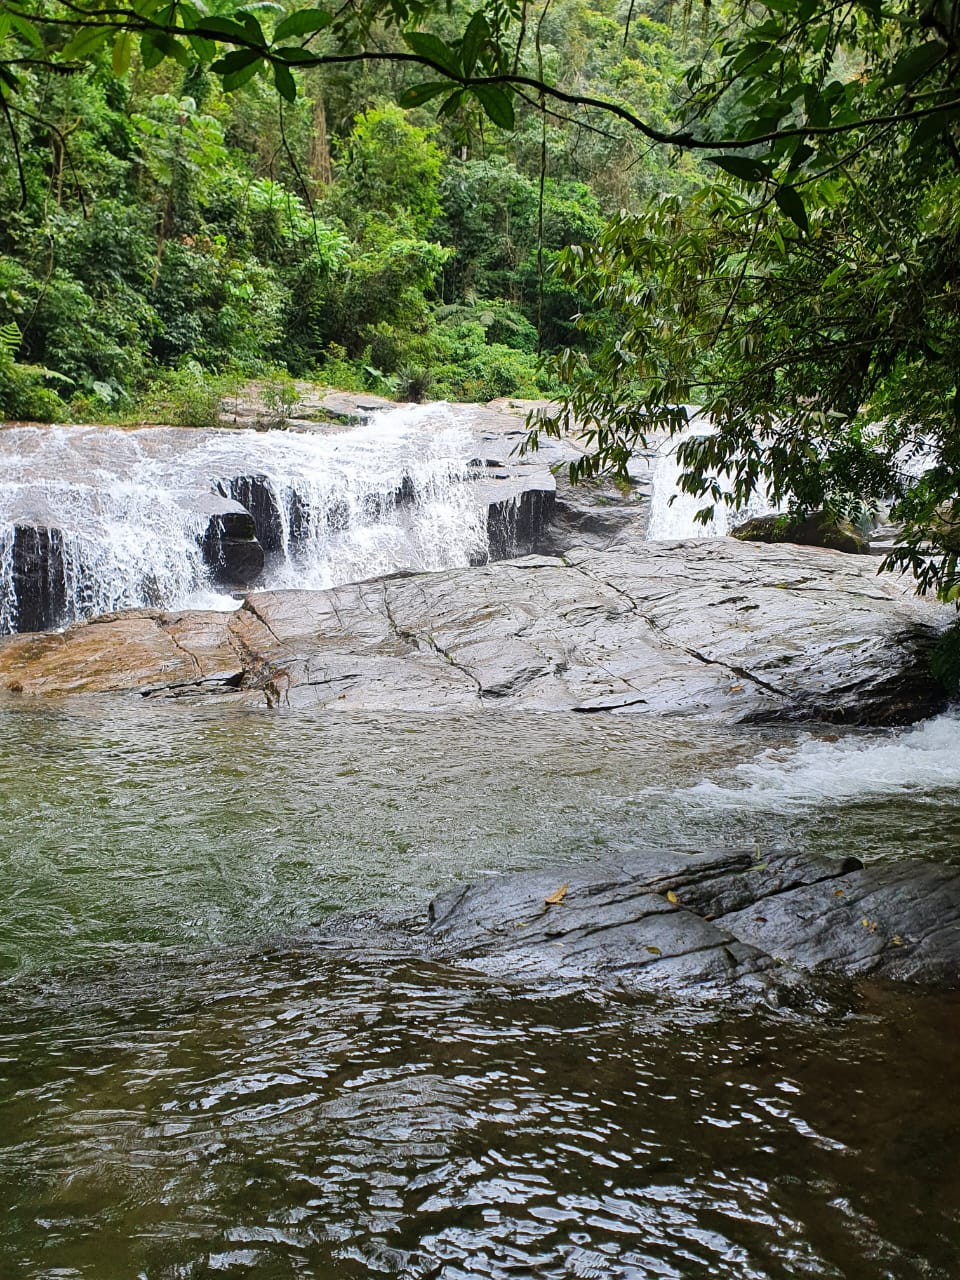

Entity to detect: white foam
[647,427,778,540]
[0,405,489,631]
[685,711,960,810]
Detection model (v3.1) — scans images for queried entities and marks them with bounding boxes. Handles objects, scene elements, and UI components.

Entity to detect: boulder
[190,493,264,588]
[409,847,960,1001]
[733,510,870,555]
[0,534,949,722]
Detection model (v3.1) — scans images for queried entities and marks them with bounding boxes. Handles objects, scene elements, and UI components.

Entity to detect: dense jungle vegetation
[1,0,960,612]
[0,0,697,422]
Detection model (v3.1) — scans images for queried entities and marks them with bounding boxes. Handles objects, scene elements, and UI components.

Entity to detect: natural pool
[2,699,959,1278]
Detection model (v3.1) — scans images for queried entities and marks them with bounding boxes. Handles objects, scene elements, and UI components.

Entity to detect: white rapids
[684,711,960,811]
[0,405,490,632]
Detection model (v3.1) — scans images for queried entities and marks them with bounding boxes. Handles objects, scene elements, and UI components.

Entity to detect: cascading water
[0,405,491,634]
[646,419,777,539]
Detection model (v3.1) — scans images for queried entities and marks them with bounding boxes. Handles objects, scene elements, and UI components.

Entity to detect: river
[2,698,959,1278]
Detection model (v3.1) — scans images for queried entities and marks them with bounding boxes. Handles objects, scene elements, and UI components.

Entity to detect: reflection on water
[1,698,959,1277]
[2,952,959,1279]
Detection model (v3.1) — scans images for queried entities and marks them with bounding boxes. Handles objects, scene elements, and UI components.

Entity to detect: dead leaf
[729,683,744,692]
[891,934,903,946]
[544,883,569,907]
[645,945,662,956]
[666,890,678,904]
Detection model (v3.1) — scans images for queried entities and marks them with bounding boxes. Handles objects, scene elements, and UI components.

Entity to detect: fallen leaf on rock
[666,890,679,904]
[645,946,662,956]
[834,888,845,897]
[891,934,904,946]
[729,684,744,692]
[544,883,569,907]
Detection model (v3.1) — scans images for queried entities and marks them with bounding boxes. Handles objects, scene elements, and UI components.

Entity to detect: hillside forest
[2,0,960,621]
[0,0,698,421]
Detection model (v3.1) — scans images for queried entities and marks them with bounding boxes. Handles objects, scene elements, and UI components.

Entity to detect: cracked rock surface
[406,847,960,999]
[0,527,949,722]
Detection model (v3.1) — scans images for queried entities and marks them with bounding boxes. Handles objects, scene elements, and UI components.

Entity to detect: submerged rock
[413,847,960,1000]
[0,534,949,722]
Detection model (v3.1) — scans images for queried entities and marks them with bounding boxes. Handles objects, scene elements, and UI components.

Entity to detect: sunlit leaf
[112,31,133,75]
[544,883,569,906]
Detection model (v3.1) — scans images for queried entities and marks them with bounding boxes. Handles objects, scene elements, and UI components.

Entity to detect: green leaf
[189,16,254,42]
[8,13,44,49]
[112,30,133,75]
[460,11,489,77]
[774,184,808,232]
[404,31,462,78]
[140,32,166,69]
[883,40,945,88]
[398,80,452,108]
[274,46,322,63]
[61,25,112,60]
[211,47,262,73]
[222,58,263,90]
[273,61,296,101]
[473,82,515,129]
[909,109,956,151]
[273,8,332,40]
[707,155,771,183]
[187,34,217,62]
[438,88,465,117]
[237,11,266,44]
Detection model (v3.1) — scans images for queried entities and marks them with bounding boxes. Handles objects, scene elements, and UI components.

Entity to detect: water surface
[2,700,959,1278]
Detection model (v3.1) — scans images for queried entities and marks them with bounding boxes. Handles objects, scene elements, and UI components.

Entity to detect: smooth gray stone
[417,847,960,1000]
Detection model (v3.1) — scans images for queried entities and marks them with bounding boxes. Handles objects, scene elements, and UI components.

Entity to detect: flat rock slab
[414,848,960,1001]
[0,535,949,721]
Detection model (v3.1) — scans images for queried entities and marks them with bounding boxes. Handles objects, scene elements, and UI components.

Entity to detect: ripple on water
[2,701,960,1276]
[2,950,959,1279]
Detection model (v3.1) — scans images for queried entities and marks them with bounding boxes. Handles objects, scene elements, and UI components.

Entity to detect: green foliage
[259,372,302,427]
[930,621,960,696]
[0,321,68,421]
[149,363,227,429]
[431,320,548,401]
[329,105,443,237]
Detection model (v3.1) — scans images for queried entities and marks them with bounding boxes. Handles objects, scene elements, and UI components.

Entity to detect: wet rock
[193,494,264,588]
[9,522,68,633]
[733,511,870,555]
[218,475,285,554]
[0,536,949,722]
[417,847,960,999]
[480,474,556,563]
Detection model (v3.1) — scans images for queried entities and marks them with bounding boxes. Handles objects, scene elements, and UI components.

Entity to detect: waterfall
[0,405,491,634]
[646,424,777,540]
